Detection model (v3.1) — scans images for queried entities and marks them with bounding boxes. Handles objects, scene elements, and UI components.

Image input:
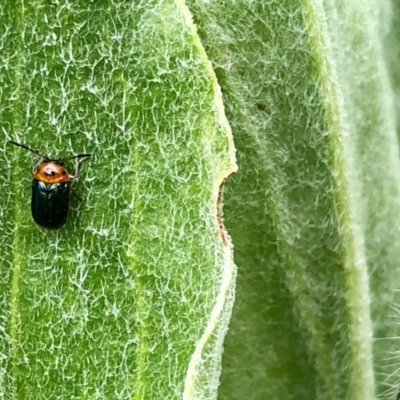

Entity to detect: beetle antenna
[8,140,45,158]
[62,153,91,162]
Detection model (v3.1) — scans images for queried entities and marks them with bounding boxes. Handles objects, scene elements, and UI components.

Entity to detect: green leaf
[1,2,236,399]
[188,1,400,400]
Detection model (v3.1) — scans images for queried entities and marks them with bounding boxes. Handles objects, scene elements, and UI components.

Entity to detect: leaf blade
[1,1,236,399]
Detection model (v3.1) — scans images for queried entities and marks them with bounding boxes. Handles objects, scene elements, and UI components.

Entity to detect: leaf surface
[0,2,236,399]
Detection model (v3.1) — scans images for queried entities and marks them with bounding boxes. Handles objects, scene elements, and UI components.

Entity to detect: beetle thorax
[34,161,70,183]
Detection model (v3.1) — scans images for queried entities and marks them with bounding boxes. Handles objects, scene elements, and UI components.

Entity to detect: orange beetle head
[34,161,70,183]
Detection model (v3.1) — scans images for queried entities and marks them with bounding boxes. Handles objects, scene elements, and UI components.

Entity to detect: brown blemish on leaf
[216,172,234,247]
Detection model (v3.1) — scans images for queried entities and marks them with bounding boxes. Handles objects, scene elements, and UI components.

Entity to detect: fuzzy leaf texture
[0,1,236,400]
[186,0,400,400]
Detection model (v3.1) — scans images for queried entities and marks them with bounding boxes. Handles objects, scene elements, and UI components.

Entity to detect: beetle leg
[32,157,44,174]
[72,192,83,201]
[70,186,83,202]
[69,155,91,181]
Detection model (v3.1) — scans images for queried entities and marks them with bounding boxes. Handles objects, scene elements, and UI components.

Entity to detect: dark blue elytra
[32,180,70,229]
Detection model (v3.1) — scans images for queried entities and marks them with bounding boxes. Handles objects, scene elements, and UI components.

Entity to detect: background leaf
[188,0,400,399]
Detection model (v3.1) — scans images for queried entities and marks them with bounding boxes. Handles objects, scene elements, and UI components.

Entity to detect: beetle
[8,140,91,229]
